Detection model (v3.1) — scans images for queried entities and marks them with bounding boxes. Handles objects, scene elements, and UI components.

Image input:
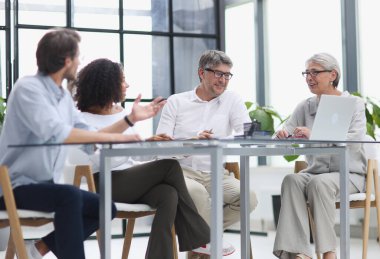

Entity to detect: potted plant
[0,97,5,133]
[352,92,380,139]
[245,102,300,162]
[245,102,284,134]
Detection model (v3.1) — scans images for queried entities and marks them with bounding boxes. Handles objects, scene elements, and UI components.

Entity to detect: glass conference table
[9,138,378,259]
[98,138,375,259]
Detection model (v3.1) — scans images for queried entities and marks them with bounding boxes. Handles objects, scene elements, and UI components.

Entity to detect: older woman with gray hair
[273,53,366,259]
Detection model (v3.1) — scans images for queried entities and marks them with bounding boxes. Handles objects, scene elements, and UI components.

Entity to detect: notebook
[309,94,356,141]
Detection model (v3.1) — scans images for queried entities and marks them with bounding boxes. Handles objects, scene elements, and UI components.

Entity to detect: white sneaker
[192,241,236,256]
[25,241,43,259]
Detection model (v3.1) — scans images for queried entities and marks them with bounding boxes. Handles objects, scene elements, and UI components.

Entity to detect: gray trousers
[273,172,360,258]
[183,167,258,229]
[94,159,210,259]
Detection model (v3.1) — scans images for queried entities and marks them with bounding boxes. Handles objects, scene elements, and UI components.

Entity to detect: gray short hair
[198,50,233,70]
[306,53,341,87]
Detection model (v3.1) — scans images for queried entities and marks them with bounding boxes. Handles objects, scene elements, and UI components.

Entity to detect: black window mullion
[168,0,174,95]
[216,0,224,51]
[5,0,11,98]
[13,0,19,84]
[66,0,72,27]
[119,0,124,65]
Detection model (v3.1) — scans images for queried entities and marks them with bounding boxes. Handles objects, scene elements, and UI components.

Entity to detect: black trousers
[0,183,117,259]
[93,159,210,259]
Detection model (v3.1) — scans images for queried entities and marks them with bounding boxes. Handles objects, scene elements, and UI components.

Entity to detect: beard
[63,66,78,81]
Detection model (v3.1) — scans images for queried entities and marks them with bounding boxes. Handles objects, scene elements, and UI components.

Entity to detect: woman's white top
[81,109,144,172]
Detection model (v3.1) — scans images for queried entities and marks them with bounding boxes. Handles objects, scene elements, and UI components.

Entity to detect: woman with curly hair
[74,58,214,258]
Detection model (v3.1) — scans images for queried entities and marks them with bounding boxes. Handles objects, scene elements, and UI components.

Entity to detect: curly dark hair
[75,58,124,112]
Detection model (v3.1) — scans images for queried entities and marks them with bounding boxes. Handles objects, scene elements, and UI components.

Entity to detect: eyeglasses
[301,70,332,78]
[204,68,233,80]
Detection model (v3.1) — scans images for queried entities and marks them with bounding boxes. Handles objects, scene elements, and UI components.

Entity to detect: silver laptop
[309,95,356,141]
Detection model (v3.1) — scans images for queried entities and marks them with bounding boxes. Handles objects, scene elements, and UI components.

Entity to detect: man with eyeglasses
[156,49,258,257]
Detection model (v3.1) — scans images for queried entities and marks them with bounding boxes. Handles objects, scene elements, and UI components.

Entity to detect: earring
[330,81,333,85]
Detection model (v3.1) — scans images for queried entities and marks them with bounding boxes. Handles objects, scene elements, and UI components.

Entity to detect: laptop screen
[309,95,356,141]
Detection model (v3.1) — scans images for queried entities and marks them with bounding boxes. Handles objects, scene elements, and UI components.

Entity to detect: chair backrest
[362,135,380,175]
[63,146,92,184]
[224,162,240,179]
[0,166,23,225]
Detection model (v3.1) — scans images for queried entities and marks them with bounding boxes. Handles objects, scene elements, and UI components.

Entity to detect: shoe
[25,240,43,259]
[192,241,236,256]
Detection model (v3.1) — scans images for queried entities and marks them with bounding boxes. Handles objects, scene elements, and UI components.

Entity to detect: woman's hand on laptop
[292,127,310,139]
[274,129,290,139]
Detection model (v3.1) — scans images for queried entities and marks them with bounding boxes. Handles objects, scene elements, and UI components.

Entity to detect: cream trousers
[273,172,360,258]
[182,167,258,229]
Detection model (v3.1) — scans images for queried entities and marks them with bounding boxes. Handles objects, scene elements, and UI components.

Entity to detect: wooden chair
[294,140,380,259]
[73,165,178,259]
[0,165,54,259]
[187,162,253,259]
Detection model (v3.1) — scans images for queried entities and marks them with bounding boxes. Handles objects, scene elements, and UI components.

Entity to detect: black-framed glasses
[301,70,332,78]
[204,68,233,80]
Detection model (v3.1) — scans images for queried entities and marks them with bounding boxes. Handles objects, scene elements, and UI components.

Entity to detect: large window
[266,0,342,166]
[358,0,380,99]
[4,0,220,134]
[73,0,119,30]
[18,0,65,26]
[266,0,342,118]
[225,2,255,103]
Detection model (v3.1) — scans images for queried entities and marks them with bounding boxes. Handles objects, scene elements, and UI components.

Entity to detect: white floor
[1,225,379,259]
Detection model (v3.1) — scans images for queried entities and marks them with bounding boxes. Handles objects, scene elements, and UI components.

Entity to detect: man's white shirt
[156,88,250,172]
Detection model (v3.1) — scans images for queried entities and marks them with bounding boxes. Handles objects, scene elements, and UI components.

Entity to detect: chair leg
[5,231,16,259]
[186,251,197,259]
[374,172,380,246]
[7,226,28,259]
[172,226,178,259]
[250,238,253,259]
[121,219,136,259]
[377,205,380,246]
[362,199,372,259]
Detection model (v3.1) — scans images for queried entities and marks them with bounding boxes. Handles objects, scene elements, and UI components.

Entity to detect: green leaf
[245,101,254,110]
[262,107,284,122]
[365,107,373,125]
[283,144,300,162]
[283,155,299,162]
[371,103,380,128]
[366,122,375,139]
[0,97,5,125]
[351,92,362,98]
[249,109,274,133]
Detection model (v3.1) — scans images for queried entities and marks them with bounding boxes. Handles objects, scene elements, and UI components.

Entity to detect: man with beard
[156,50,258,256]
[0,28,165,259]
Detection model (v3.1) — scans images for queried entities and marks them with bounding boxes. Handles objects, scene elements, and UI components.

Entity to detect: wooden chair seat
[115,203,155,212]
[73,165,178,259]
[0,166,55,259]
[0,210,54,222]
